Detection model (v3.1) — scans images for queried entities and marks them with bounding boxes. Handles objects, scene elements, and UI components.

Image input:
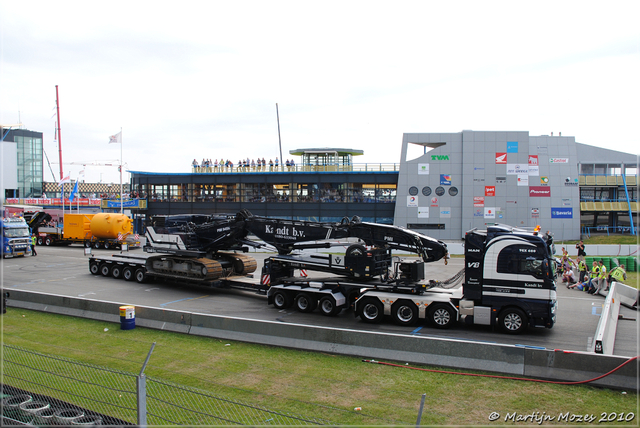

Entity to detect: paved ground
[2,244,637,357]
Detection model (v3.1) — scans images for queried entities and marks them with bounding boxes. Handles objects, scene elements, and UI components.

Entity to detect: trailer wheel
[319,296,342,316]
[392,300,418,326]
[111,265,122,279]
[37,237,44,245]
[100,263,111,277]
[84,241,92,248]
[134,268,147,283]
[295,292,317,313]
[272,290,293,309]
[357,297,384,323]
[123,266,135,281]
[346,244,367,257]
[89,261,100,275]
[104,241,111,249]
[44,236,52,246]
[93,241,102,249]
[429,304,454,329]
[499,308,527,334]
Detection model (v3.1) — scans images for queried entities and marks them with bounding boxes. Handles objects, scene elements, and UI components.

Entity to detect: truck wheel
[357,297,384,323]
[84,241,92,248]
[346,244,366,257]
[499,308,527,334]
[134,268,147,283]
[100,264,111,277]
[123,267,134,281]
[37,237,43,245]
[294,292,317,313]
[104,242,111,249]
[93,242,102,249]
[319,296,341,316]
[89,262,100,275]
[392,300,418,326]
[272,290,293,309]
[429,304,454,329]
[44,237,52,246]
[111,265,122,279]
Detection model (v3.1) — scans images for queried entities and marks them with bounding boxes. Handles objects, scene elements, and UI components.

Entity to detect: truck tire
[44,236,52,246]
[104,241,111,249]
[123,266,135,281]
[100,263,111,277]
[93,241,102,249]
[499,308,527,334]
[272,290,293,309]
[89,261,100,275]
[111,265,122,279]
[391,300,418,326]
[429,303,454,329]
[346,244,367,257]
[84,241,92,248]
[294,292,317,313]
[357,297,384,323]
[319,296,342,316]
[135,268,147,283]
[37,237,43,245]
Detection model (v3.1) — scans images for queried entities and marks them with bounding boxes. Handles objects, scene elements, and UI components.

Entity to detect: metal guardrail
[592,281,638,354]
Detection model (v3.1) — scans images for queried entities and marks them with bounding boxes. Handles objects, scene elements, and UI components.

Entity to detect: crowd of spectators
[192,157,296,172]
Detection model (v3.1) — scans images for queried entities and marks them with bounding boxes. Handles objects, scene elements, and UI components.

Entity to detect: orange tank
[90,213,133,239]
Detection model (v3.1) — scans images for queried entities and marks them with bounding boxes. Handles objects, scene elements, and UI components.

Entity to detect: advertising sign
[551,207,573,218]
[418,207,429,218]
[528,155,539,176]
[484,207,496,219]
[529,186,551,197]
[540,176,549,185]
[528,155,539,166]
[531,208,540,218]
[440,174,452,185]
[418,164,430,175]
[485,186,495,197]
[517,175,529,186]
[440,207,451,218]
[407,196,418,207]
[506,164,528,175]
[473,196,485,207]
[549,158,569,164]
[507,142,518,153]
[430,197,439,207]
[495,152,507,164]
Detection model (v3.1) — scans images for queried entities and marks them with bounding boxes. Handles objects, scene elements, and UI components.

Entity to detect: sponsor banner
[430,154,450,161]
[440,174,452,185]
[430,196,439,207]
[496,209,504,219]
[474,167,485,171]
[517,175,529,186]
[473,208,483,217]
[6,197,102,206]
[507,141,518,153]
[440,207,451,218]
[531,208,540,218]
[528,155,539,166]
[506,200,518,204]
[549,157,569,164]
[564,178,579,186]
[418,163,430,175]
[418,207,429,218]
[484,207,496,219]
[540,176,549,185]
[485,186,495,197]
[506,164,528,175]
[528,166,539,176]
[529,186,550,197]
[473,177,485,182]
[562,198,571,206]
[407,196,418,207]
[473,196,485,207]
[104,199,143,208]
[495,152,507,164]
[551,207,573,218]
[496,176,507,183]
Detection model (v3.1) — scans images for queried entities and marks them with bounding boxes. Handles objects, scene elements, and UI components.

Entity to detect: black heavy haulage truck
[89,210,557,333]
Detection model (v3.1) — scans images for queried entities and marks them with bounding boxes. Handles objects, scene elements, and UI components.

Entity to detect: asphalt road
[2,245,638,357]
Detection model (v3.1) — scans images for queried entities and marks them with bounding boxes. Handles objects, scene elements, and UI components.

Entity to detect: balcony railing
[190,163,400,174]
[579,174,638,186]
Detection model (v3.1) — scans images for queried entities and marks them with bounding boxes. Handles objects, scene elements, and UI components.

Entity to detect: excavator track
[217,252,258,275]
[146,256,224,282]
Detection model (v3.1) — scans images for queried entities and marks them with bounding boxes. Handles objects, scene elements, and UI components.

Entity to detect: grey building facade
[394,131,637,241]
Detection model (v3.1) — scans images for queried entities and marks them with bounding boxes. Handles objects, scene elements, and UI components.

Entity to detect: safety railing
[191,163,400,174]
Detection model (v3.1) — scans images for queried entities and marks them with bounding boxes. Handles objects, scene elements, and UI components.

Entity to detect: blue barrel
[119,305,135,330]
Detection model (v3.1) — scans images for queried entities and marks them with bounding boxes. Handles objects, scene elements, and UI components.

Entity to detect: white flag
[109,131,122,144]
[58,175,71,185]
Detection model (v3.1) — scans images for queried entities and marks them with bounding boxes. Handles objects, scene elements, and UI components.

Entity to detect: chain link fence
[1,344,331,425]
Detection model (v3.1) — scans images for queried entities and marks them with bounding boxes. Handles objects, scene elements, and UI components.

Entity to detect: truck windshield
[4,227,30,238]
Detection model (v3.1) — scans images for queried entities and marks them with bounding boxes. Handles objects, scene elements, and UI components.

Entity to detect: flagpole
[120,127,123,215]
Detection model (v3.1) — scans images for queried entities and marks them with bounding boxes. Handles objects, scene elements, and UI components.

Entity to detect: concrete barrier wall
[5,289,637,390]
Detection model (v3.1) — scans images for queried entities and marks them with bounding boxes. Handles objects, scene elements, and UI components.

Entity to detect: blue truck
[1,216,32,258]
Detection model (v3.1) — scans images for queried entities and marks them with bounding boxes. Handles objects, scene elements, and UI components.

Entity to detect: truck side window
[497,245,544,278]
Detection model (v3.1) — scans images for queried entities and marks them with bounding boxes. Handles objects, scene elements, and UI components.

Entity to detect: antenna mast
[56,85,63,180]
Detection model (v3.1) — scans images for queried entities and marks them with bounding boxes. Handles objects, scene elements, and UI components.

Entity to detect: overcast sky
[1,1,638,185]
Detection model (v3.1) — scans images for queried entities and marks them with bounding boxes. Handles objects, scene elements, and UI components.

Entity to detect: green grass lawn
[2,309,637,425]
